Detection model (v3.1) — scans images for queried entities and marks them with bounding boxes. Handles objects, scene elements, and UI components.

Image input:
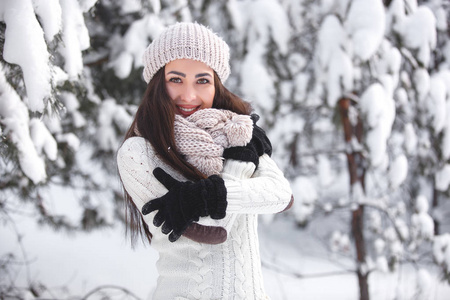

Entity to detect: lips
[176,105,200,117]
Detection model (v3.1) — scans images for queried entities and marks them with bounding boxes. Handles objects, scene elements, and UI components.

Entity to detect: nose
[180,84,196,102]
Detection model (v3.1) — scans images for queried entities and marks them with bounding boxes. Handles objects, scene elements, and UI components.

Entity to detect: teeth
[178,106,196,112]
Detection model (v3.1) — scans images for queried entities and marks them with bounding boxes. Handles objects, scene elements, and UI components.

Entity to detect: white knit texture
[117,137,292,299]
[143,22,231,83]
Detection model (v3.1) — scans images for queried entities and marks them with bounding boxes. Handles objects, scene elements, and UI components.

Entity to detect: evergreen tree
[1,0,450,299]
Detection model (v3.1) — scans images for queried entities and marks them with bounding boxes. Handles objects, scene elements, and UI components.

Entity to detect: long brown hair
[120,66,252,245]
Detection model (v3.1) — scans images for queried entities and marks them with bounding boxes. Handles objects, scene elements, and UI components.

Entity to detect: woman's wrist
[222,159,256,179]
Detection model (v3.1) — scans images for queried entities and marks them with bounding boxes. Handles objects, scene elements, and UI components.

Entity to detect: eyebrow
[167,71,186,77]
[195,73,212,78]
[167,71,212,78]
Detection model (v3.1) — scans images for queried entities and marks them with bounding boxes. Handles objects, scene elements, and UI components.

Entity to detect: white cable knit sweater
[117,137,292,300]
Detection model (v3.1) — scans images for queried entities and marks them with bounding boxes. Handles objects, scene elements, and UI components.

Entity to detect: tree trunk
[432,186,439,235]
[338,97,369,300]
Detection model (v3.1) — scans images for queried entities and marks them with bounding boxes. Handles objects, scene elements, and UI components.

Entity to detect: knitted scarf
[134,108,253,176]
[173,108,253,176]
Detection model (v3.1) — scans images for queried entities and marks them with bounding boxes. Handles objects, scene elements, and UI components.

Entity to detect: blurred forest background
[1,0,450,299]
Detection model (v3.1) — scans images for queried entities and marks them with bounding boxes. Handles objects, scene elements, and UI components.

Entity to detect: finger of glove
[153,210,167,227]
[169,231,182,242]
[253,125,271,143]
[153,167,179,190]
[170,220,192,242]
[153,210,165,227]
[251,137,266,156]
[142,198,163,215]
[161,219,173,235]
[260,135,272,156]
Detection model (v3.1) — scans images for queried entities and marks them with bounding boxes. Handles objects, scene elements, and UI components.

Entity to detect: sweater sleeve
[195,159,255,232]
[223,154,293,214]
[116,137,179,212]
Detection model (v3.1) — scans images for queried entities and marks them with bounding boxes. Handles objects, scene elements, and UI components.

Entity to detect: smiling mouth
[178,106,197,112]
[177,105,200,116]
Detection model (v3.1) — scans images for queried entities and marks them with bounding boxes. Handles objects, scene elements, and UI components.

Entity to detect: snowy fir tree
[1,0,450,299]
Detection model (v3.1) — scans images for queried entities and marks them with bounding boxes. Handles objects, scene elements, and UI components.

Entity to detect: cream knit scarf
[173,108,253,176]
[134,108,253,176]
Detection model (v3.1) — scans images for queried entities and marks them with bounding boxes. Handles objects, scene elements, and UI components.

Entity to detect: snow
[60,92,87,128]
[318,155,333,187]
[326,49,353,107]
[410,196,434,241]
[111,15,165,79]
[239,0,290,55]
[376,256,389,273]
[231,0,291,111]
[315,15,355,107]
[359,83,395,167]
[345,0,385,61]
[3,211,449,300]
[59,0,91,78]
[29,118,58,161]
[319,0,351,20]
[317,15,347,70]
[395,218,410,241]
[119,0,142,14]
[32,0,62,42]
[416,269,433,299]
[291,176,317,225]
[0,65,47,184]
[415,195,429,213]
[369,211,382,233]
[241,43,275,112]
[149,0,161,14]
[57,132,81,151]
[0,0,52,112]
[78,0,98,12]
[330,230,351,253]
[388,154,408,189]
[395,6,436,67]
[412,212,435,241]
[435,164,450,191]
[2,0,450,299]
[98,99,133,151]
[428,76,447,133]
[287,53,306,75]
[433,233,450,276]
[413,68,430,102]
[403,123,417,155]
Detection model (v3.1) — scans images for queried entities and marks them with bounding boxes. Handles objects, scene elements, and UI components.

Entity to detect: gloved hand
[250,114,272,157]
[222,114,272,167]
[142,167,227,242]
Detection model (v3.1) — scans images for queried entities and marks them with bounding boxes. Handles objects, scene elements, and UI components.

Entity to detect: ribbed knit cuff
[207,176,228,219]
[223,159,256,179]
[223,180,245,212]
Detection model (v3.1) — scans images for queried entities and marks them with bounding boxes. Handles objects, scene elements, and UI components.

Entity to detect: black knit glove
[142,167,227,242]
[222,114,272,167]
[250,114,272,157]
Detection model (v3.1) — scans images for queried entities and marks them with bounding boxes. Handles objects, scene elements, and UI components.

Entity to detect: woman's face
[165,59,215,117]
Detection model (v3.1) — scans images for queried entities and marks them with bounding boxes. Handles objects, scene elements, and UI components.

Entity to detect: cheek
[165,85,178,101]
[202,87,215,107]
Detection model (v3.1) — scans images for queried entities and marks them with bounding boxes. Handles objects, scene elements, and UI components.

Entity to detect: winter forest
[1,0,450,299]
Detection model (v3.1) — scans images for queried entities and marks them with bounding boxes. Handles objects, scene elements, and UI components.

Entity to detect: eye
[168,77,182,83]
[197,78,210,84]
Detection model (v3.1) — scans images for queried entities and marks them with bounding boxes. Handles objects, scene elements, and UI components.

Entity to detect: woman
[117,22,292,300]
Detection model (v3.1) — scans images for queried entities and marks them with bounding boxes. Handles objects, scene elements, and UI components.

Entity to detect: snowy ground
[2,211,450,300]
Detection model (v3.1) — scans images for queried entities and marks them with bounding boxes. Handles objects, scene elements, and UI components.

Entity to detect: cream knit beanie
[142,22,231,84]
